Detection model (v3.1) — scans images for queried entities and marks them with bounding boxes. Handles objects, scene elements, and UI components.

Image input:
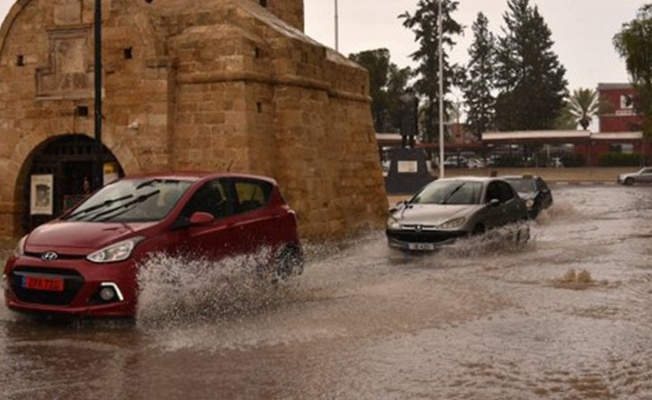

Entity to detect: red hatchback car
[3,172,303,318]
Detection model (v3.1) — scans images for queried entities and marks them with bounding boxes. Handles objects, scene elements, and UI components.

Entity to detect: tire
[273,245,304,282]
[625,177,634,185]
[531,204,541,220]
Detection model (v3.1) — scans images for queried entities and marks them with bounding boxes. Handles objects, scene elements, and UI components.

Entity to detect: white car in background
[443,156,468,168]
[467,158,486,169]
[617,167,652,185]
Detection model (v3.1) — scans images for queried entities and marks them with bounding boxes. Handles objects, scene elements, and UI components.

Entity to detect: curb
[550,181,618,186]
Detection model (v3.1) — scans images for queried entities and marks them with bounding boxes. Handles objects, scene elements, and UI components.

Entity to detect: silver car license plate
[408,242,436,250]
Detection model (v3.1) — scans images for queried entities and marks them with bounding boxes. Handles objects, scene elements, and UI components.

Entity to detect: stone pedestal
[384,148,436,195]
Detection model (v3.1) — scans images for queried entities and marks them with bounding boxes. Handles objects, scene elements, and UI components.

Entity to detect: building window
[76,106,89,117]
[610,143,633,154]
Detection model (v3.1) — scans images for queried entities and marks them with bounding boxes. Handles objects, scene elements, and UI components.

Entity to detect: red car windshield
[64,179,193,222]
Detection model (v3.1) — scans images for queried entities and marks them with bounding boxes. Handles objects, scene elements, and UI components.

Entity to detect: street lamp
[334,0,339,51]
[438,0,445,178]
[93,0,103,190]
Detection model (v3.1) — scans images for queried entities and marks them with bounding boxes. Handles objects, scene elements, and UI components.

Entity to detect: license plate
[23,276,65,292]
[408,242,436,251]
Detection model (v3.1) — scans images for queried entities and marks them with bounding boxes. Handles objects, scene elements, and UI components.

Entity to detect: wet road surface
[2,185,652,399]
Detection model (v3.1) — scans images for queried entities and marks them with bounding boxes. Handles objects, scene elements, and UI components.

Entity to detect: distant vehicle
[4,172,304,318]
[617,167,652,185]
[467,158,486,169]
[502,175,553,219]
[443,156,468,168]
[386,177,530,251]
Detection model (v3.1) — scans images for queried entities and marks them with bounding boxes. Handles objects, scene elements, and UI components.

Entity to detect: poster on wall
[30,174,53,216]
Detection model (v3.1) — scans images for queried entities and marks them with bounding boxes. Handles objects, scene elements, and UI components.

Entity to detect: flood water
[2,185,652,399]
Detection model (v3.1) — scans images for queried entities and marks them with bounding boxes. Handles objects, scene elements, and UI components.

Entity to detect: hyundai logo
[41,251,59,262]
[414,225,423,232]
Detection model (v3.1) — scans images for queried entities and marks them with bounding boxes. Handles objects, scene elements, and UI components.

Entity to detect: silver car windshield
[65,179,193,222]
[411,181,483,205]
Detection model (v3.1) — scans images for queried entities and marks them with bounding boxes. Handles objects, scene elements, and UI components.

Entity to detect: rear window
[233,180,273,213]
[505,178,535,192]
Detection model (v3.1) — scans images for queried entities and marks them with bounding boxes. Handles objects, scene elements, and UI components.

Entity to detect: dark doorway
[24,135,123,232]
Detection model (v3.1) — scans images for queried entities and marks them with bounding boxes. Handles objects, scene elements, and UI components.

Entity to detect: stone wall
[0,0,388,240]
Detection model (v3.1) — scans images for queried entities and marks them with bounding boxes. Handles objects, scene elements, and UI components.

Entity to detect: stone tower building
[0,0,387,239]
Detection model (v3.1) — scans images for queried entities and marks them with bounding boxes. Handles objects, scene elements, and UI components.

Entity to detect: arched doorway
[24,135,123,232]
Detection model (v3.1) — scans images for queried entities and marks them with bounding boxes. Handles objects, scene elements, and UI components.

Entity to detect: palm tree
[567,88,599,130]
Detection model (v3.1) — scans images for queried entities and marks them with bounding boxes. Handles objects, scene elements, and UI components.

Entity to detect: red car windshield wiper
[66,194,134,221]
[90,190,161,222]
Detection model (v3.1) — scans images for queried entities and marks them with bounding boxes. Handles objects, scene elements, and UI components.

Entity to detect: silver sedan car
[617,167,652,185]
[386,177,530,251]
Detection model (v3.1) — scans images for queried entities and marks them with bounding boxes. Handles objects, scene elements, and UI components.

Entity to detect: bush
[598,152,642,167]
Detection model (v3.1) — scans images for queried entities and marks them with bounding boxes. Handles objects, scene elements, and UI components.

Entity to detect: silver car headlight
[438,217,466,229]
[525,199,535,208]
[387,216,401,230]
[87,237,145,263]
[13,235,27,257]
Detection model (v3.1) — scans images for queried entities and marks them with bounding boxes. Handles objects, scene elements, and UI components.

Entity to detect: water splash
[136,248,300,328]
[440,222,534,259]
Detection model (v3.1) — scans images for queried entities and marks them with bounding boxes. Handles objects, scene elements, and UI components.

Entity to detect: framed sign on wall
[30,174,54,215]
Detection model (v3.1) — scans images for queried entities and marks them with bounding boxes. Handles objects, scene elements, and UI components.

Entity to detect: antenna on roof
[226,160,234,172]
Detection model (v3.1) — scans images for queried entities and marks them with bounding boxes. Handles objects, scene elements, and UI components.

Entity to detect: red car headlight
[87,237,145,263]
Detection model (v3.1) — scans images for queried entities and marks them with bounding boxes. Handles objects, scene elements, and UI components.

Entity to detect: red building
[598,83,643,133]
[589,83,650,166]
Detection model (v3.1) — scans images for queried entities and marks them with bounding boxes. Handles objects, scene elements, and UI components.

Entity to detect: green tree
[349,49,391,132]
[387,64,414,131]
[613,4,652,137]
[462,12,496,140]
[567,88,600,130]
[349,49,412,132]
[494,0,568,131]
[400,0,464,143]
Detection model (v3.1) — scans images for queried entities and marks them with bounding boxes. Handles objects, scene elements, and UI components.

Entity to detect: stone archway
[22,134,123,232]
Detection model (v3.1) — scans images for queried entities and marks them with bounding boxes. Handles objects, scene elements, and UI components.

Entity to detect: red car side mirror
[189,211,215,225]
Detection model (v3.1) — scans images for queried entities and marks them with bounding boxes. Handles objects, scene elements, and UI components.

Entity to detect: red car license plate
[24,276,64,292]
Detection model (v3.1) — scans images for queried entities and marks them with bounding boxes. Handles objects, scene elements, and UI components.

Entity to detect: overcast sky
[0,1,644,92]
[304,0,647,93]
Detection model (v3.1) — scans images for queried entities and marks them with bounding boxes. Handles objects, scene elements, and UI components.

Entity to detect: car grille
[9,267,84,306]
[386,230,467,244]
[24,251,86,261]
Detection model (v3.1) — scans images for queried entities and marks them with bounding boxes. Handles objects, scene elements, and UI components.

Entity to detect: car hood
[24,220,157,253]
[392,203,481,224]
